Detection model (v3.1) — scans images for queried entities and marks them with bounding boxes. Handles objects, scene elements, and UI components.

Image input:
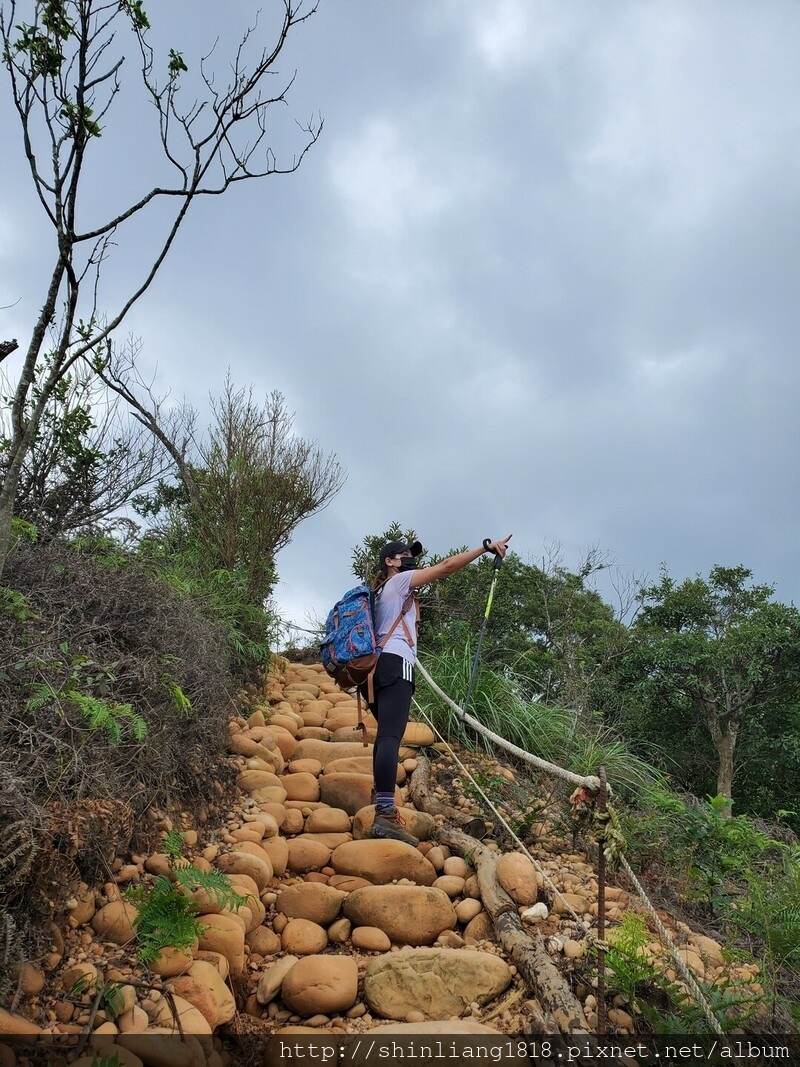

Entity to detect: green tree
[135,377,345,671]
[185,378,345,606]
[733,698,800,824]
[0,0,321,576]
[625,565,800,805]
[351,522,423,584]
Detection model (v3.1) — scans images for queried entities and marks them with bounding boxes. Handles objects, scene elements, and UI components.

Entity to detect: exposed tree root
[408,751,476,828]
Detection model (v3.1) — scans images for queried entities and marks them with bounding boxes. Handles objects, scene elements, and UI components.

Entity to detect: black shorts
[360,652,415,706]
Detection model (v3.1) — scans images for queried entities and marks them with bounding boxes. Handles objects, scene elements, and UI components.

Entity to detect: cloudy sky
[2,0,799,635]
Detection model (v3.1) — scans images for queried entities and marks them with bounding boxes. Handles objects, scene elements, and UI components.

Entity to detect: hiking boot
[370,808,419,846]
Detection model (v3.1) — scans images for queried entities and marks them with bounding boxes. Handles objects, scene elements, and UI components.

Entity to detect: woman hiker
[365,533,512,845]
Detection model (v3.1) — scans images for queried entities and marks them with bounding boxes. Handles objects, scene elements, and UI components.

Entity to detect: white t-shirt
[375,571,417,665]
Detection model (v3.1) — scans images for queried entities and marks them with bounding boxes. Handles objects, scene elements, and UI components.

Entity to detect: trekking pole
[461,539,503,719]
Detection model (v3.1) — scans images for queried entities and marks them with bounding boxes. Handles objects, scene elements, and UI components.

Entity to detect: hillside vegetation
[1,530,798,1047]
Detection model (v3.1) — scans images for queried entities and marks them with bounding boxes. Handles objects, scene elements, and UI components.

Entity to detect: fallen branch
[434,825,610,1064]
[408,751,461,819]
[74,983,105,1057]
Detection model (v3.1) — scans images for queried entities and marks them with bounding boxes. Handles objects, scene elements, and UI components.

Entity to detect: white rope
[415,659,601,792]
[412,662,730,1037]
[618,855,726,1036]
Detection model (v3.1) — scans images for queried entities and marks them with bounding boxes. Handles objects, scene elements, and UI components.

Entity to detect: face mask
[399,557,416,572]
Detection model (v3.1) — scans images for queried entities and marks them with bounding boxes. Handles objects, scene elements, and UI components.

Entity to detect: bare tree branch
[0,0,322,574]
[97,338,201,511]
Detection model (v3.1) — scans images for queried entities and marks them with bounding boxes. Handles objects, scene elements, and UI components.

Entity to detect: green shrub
[602,912,763,1034]
[139,542,279,675]
[26,678,147,747]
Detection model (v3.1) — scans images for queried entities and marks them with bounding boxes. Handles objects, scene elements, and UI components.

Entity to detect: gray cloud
[2,0,798,633]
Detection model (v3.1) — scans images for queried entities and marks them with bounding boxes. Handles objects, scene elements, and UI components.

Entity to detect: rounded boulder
[344,885,457,945]
[216,850,273,891]
[91,901,138,945]
[282,772,320,803]
[276,882,347,925]
[281,955,358,1016]
[305,807,352,833]
[197,913,245,976]
[496,851,541,906]
[280,917,328,955]
[364,948,512,1020]
[331,839,436,886]
[318,773,380,815]
[291,739,371,767]
[286,837,332,874]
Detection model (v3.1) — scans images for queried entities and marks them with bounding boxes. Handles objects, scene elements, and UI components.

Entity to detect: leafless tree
[97,336,201,512]
[0,0,322,574]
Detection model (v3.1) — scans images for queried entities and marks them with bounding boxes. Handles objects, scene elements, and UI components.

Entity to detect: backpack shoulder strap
[382,592,417,647]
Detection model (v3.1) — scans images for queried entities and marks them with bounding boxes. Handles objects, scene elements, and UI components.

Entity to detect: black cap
[379,540,423,566]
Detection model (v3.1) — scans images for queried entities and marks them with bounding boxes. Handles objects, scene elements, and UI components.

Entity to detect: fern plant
[604,912,657,1008]
[735,854,800,973]
[26,680,146,745]
[162,828,185,859]
[171,865,250,910]
[69,692,146,744]
[723,850,800,1025]
[125,853,249,964]
[126,875,207,963]
[602,912,764,1034]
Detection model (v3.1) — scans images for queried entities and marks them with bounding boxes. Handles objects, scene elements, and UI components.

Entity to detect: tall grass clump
[418,644,666,801]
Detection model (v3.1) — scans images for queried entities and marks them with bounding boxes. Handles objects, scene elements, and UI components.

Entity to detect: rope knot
[593,802,626,868]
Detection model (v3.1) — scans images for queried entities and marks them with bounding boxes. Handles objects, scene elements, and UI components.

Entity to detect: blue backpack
[319,583,416,692]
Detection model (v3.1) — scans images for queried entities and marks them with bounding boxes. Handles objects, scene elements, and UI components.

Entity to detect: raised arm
[409,535,512,589]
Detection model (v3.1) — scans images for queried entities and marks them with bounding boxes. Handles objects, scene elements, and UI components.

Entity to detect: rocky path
[0,660,763,1066]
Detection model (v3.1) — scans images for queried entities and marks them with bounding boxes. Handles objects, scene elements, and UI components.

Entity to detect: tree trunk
[0,260,67,577]
[0,477,18,580]
[714,732,735,805]
[703,697,736,809]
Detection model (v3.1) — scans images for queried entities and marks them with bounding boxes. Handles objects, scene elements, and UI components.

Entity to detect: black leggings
[364,653,414,796]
